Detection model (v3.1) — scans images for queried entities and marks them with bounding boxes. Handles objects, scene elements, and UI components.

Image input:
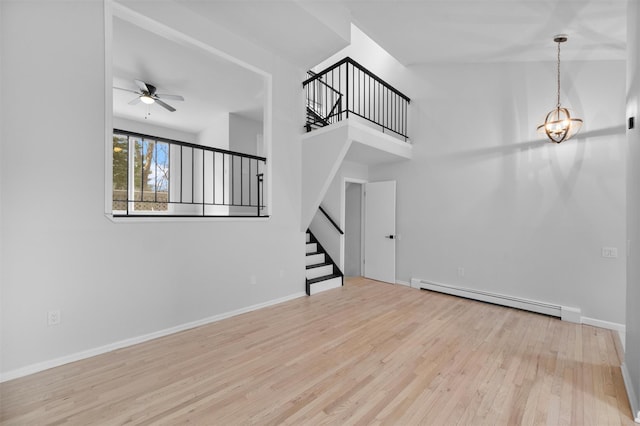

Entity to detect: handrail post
[257,173,264,217]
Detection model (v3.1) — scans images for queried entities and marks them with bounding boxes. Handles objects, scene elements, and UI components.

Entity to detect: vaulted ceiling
[174,0,627,67]
[343,0,627,65]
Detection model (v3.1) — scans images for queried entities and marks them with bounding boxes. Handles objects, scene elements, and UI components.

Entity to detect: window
[112,131,170,214]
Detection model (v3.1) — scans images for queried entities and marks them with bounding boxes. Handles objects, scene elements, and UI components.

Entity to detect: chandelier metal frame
[536,34,583,143]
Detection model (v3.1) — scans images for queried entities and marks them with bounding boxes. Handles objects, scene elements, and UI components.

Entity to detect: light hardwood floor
[0,277,634,425]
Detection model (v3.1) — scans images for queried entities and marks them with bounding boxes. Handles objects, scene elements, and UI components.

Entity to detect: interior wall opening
[345,181,363,277]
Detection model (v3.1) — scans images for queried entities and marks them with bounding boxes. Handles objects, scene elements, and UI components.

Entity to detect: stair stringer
[301,123,352,231]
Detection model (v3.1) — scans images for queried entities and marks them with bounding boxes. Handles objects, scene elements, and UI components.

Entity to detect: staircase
[306,230,343,295]
[305,106,330,132]
[304,70,343,133]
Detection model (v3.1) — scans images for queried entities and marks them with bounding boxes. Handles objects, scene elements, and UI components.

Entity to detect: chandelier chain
[556,40,561,108]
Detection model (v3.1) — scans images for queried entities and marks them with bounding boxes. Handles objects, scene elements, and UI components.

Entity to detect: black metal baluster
[126,135,130,215]
[202,148,205,216]
[338,64,342,121]
[191,147,194,204]
[140,139,144,204]
[346,62,350,118]
[154,141,158,203]
[369,75,372,122]
[241,157,244,207]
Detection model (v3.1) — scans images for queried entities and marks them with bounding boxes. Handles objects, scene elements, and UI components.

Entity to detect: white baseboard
[395,280,411,287]
[411,278,625,336]
[0,291,307,383]
[413,278,564,317]
[621,362,640,423]
[582,316,626,351]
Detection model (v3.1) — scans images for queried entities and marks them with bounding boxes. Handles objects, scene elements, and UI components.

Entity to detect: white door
[364,181,396,283]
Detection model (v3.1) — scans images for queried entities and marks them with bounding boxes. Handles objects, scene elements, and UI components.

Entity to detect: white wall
[314,24,413,97]
[0,0,305,377]
[625,0,640,419]
[369,59,627,325]
[197,113,229,149]
[113,116,197,143]
[229,113,262,156]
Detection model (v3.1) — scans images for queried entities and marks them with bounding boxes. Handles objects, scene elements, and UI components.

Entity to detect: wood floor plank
[0,277,635,425]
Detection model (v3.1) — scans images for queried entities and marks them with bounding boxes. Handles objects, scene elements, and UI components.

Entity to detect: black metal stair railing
[302,57,411,141]
[112,129,267,217]
[305,71,343,131]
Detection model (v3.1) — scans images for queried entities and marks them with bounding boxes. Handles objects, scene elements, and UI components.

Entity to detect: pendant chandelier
[537,34,583,143]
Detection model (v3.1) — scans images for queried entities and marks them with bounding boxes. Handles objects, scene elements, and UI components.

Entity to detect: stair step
[306,233,311,243]
[305,242,318,254]
[309,275,343,295]
[306,264,334,280]
[305,261,331,269]
[307,273,342,285]
[305,253,325,266]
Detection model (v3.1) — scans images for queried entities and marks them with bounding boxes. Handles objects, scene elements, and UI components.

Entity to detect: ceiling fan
[115,79,184,112]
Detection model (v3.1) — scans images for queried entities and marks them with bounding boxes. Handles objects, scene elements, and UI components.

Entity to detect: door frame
[341,177,367,276]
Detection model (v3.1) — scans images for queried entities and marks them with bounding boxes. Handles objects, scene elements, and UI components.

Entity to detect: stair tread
[306,262,332,270]
[307,273,342,285]
[306,251,323,256]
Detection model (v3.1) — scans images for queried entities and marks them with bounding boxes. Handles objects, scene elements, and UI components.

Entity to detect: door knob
[385,235,395,239]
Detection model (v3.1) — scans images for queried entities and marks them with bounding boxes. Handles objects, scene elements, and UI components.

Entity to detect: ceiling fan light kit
[140,95,155,105]
[536,34,583,143]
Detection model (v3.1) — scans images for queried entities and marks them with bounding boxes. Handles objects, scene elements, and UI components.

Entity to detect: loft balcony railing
[302,57,411,141]
[112,129,266,218]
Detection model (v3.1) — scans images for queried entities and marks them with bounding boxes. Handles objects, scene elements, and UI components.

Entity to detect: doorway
[344,182,364,277]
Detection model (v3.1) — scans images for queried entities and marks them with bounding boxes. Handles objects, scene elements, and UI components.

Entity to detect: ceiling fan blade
[128,97,141,105]
[155,98,176,112]
[134,79,150,93]
[156,94,184,101]
[114,87,139,94]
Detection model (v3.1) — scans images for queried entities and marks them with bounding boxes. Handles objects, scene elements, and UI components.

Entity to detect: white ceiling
[175,0,351,69]
[343,0,628,65]
[168,0,627,68]
[112,16,265,135]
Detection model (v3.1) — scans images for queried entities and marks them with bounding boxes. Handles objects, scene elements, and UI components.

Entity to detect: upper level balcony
[303,57,411,143]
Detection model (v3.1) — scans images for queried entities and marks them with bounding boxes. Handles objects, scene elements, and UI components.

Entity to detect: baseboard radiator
[411,278,581,322]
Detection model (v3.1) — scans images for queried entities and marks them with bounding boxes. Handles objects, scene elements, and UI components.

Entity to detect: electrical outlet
[47,310,61,326]
[457,267,465,278]
[602,247,618,258]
